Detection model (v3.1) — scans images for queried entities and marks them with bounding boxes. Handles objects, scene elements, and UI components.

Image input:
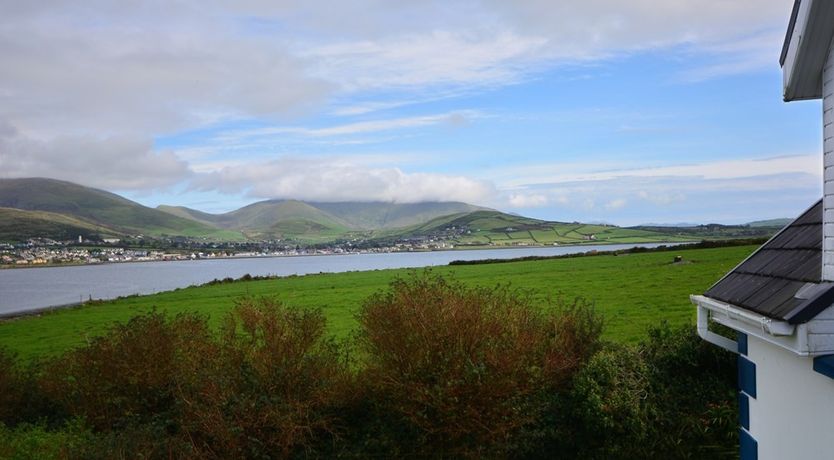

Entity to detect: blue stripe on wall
[738,355,757,398]
[737,332,748,355]
[740,428,758,460]
[739,392,750,430]
[813,354,834,379]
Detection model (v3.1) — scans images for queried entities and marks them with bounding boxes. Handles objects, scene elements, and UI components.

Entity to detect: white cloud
[301,30,548,91]
[216,111,480,142]
[604,198,627,210]
[190,156,495,203]
[484,0,789,64]
[0,125,190,191]
[486,154,821,188]
[507,193,549,208]
[637,190,686,206]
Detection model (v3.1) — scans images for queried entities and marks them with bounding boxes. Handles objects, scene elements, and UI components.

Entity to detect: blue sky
[0,0,822,225]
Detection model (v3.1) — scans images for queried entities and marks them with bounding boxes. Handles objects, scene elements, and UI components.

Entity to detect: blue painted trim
[738,355,757,398]
[813,355,834,379]
[740,428,758,460]
[739,392,750,430]
[737,332,748,355]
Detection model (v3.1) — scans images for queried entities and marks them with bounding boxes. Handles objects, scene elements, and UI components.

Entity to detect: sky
[0,0,824,225]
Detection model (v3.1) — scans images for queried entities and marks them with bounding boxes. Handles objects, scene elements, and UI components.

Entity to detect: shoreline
[0,301,87,320]
[0,239,697,271]
[0,240,719,321]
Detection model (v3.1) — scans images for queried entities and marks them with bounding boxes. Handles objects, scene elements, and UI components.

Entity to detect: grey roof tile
[704,200,834,323]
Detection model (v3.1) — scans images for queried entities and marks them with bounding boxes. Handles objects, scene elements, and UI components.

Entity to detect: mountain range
[0,178,786,246]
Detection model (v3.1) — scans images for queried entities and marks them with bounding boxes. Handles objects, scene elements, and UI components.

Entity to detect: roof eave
[782,0,834,102]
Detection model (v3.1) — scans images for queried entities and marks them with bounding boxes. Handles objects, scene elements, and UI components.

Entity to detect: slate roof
[704,199,834,324]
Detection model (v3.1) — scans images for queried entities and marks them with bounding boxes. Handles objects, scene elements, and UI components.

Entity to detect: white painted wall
[747,335,834,460]
[823,34,834,281]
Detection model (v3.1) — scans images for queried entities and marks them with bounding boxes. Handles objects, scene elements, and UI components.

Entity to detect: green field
[0,245,756,360]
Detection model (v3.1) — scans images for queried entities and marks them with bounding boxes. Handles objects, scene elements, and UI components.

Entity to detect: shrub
[180,297,352,459]
[356,272,603,457]
[532,324,737,460]
[0,348,27,425]
[39,310,216,434]
[564,345,650,459]
[639,322,737,458]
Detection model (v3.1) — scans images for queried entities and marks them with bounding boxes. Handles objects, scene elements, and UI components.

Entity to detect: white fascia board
[783,0,834,101]
[690,295,809,356]
[783,0,813,100]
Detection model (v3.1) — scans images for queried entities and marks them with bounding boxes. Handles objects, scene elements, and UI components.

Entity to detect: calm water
[0,243,677,315]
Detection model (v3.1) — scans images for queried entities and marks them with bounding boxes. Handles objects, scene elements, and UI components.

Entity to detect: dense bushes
[550,323,737,459]
[186,297,351,458]
[356,275,603,457]
[0,273,736,458]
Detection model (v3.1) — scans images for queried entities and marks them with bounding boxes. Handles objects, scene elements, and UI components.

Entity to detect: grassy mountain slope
[746,218,792,228]
[154,205,222,228]
[0,208,119,242]
[159,201,489,231]
[159,201,359,242]
[0,178,244,240]
[308,201,490,230]
[3,178,776,246]
[158,200,491,242]
[221,200,351,230]
[374,210,697,246]
[631,223,781,240]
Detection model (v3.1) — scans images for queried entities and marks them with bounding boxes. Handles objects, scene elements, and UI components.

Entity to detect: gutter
[695,301,738,353]
[691,295,800,355]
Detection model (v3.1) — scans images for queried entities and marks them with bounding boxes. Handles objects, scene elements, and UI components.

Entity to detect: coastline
[0,240,711,320]
[0,239,697,270]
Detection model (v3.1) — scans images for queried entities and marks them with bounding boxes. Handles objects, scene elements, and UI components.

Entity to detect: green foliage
[0,349,27,425]
[639,322,738,458]
[564,345,651,459]
[0,420,98,460]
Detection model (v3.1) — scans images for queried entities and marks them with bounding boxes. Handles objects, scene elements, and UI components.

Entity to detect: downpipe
[696,304,738,354]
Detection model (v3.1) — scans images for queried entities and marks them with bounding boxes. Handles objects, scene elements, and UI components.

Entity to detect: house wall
[823,34,834,281]
[747,334,834,460]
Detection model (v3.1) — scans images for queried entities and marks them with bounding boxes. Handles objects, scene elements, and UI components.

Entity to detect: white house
[691,2,834,459]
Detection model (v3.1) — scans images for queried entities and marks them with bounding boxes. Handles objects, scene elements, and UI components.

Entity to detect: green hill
[160,200,355,242]
[372,210,696,247]
[308,201,489,230]
[746,218,792,228]
[0,178,244,241]
[158,200,491,242]
[0,207,118,242]
[154,205,222,228]
[2,178,769,246]
[631,223,781,240]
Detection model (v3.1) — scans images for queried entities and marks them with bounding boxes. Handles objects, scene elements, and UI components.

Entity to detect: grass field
[0,245,757,360]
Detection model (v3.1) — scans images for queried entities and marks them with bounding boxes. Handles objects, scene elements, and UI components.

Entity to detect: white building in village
[691,2,834,459]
